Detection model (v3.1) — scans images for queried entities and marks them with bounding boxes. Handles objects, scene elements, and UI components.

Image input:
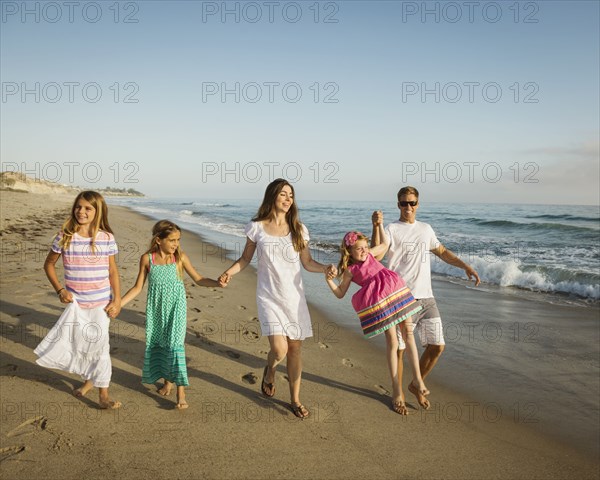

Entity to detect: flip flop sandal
[290,402,309,419]
[261,365,275,397]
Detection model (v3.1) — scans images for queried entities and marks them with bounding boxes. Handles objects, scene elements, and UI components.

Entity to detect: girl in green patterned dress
[122,220,222,409]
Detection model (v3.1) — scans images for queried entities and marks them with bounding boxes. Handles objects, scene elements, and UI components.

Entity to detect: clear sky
[1,0,599,204]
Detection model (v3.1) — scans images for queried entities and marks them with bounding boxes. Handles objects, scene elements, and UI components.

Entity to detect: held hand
[372,210,383,226]
[465,266,481,287]
[218,272,231,287]
[105,300,122,319]
[58,290,74,304]
[325,264,337,280]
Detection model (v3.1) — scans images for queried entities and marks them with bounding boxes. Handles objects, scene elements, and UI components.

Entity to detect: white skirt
[34,300,112,388]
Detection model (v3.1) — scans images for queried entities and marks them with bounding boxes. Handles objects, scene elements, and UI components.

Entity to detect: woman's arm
[300,247,337,277]
[44,250,73,303]
[121,254,149,307]
[326,269,353,299]
[218,237,257,286]
[182,253,222,287]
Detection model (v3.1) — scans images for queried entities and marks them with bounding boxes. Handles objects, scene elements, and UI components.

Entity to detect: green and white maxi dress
[143,253,189,386]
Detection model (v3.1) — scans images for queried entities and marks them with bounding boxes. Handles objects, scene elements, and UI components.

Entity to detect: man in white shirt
[372,186,480,410]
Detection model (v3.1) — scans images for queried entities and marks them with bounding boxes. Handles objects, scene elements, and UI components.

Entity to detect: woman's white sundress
[245,221,312,340]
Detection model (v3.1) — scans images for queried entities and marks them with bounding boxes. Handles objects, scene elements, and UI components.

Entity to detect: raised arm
[369,223,390,259]
[121,254,149,307]
[218,237,257,286]
[326,269,353,299]
[431,244,481,286]
[182,252,222,287]
[371,211,389,261]
[371,210,383,247]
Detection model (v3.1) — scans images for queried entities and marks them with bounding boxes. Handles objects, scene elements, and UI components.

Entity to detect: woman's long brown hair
[252,178,306,252]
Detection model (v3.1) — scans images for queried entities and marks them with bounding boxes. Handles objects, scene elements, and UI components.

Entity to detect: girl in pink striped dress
[35,191,121,409]
[325,226,429,415]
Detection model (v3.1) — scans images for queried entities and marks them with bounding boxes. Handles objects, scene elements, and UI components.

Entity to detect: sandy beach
[1,189,598,480]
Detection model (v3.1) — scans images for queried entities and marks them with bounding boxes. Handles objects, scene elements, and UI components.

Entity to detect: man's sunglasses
[399,201,418,207]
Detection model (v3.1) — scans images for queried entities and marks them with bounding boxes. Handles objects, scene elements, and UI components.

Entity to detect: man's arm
[431,244,481,286]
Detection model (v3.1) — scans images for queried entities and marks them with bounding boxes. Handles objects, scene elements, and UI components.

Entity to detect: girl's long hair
[59,191,112,252]
[145,220,184,278]
[337,232,369,277]
[252,178,306,252]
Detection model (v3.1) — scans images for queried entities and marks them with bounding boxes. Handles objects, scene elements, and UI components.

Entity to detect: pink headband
[344,231,363,247]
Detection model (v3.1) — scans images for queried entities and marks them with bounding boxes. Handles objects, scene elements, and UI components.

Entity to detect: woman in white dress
[219,178,336,419]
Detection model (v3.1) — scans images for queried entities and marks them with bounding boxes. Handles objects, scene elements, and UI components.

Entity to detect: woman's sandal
[290,402,309,419]
[261,365,275,398]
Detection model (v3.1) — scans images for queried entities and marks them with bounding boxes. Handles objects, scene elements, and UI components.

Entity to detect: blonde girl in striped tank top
[36,191,122,409]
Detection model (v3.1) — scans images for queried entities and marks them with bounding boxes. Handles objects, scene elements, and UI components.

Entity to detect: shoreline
[1,190,598,479]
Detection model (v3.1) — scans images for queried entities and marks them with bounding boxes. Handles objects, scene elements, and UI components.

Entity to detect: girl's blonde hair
[59,191,112,252]
[253,178,306,252]
[337,231,369,277]
[145,220,184,278]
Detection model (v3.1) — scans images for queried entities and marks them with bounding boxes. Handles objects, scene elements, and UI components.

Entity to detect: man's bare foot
[392,398,408,415]
[73,380,93,398]
[176,400,189,410]
[408,382,431,410]
[99,399,122,409]
[157,381,173,396]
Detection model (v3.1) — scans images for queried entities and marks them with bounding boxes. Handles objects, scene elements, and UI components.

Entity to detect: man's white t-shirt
[384,220,440,299]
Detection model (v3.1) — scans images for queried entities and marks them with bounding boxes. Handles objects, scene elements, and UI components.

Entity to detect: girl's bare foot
[176,386,188,409]
[98,387,121,409]
[99,399,122,409]
[73,380,93,398]
[408,381,431,410]
[392,398,408,415]
[158,381,173,396]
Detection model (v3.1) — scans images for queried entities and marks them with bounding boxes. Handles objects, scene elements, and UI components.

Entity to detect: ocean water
[109,197,600,304]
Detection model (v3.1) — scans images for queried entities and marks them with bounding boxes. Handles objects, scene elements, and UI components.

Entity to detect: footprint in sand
[238,305,247,310]
[342,358,354,367]
[6,416,48,438]
[374,385,390,395]
[242,328,259,341]
[249,316,259,322]
[202,324,217,334]
[193,331,215,346]
[258,350,269,355]
[241,372,258,385]
[192,307,201,313]
[318,342,329,349]
[0,445,26,462]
